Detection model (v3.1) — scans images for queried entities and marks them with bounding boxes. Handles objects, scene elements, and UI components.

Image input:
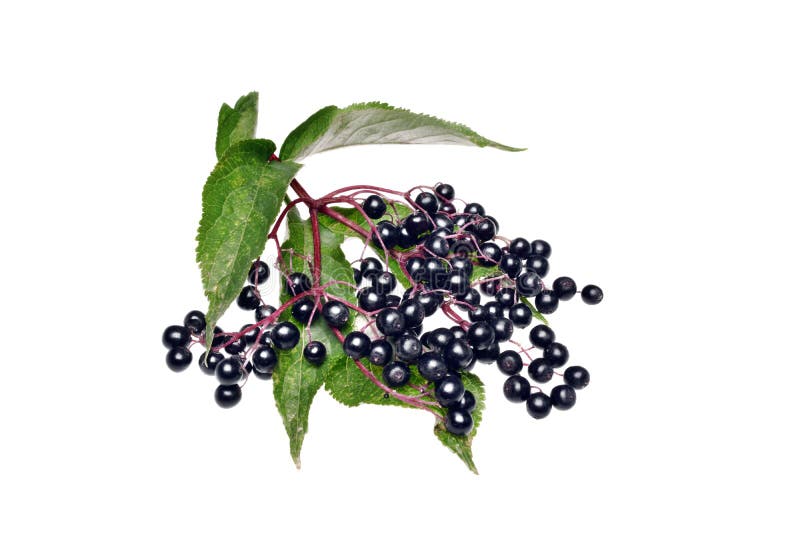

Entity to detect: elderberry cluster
[162,181,603,434]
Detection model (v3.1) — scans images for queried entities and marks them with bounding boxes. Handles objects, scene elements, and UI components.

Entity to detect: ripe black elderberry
[479,243,502,266]
[445,409,474,435]
[371,271,397,295]
[464,202,485,216]
[434,183,455,200]
[271,322,300,351]
[321,301,350,328]
[383,361,411,387]
[162,325,191,349]
[508,303,532,327]
[372,221,399,249]
[237,285,261,310]
[564,366,590,389]
[516,271,543,297]
[360,257,383,280]
[474,342,500,364]
[417,353,448,381]
[368,339,394,366]
[526,392,552,419]
[443,339,474,370]
[491,317,514,343]
[435,374,465,407]
[255,304,276,322]
[543,342,569,368]
[497,350,523,376]
[357,287,386,312]
[292,297,319,324]
[457,390,476,412]
[252,345,278,373]
[248,261,270,285]
[581,284,604,305]
[376,308,406,336]
[198,351,224,375]
[362,194,387,219]
[529,324,555,348]
[528,358,554,383]
[214,384,242,408]
[304,341,327,365]
[495,287,517,309]
[509,237,531,257]
[534,290,559,314]
[415,192,439,215]
[503,375,531,403]
[183,310,206,334]
[551,385,577,410]
[425,235,450,258]
[215,357,243,385]
[395,334,422,363]
[467,321,495,350]
[530,239,551,258]
[498,254,522,278]
[286,272,312,297]
[525,255,549,277]
[166,347,192,372]
[553,276,577,301]
[343,332,371,359]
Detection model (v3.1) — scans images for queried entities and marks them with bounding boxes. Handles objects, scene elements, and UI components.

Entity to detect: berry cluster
[164,181,603,431]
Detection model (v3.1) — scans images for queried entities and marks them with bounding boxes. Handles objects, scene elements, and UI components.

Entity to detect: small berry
[491,317,514,342]
[424,235,450,258]
[362,195,387,219]
[445,408,474,435]
[303,341,328,365]
[526,392,552,419]
[564,366,590,389]
[497,350,523,376]
[395,334,423,363]
[162,325,191,349]
[376,308,406,336]
[467,321,495,350]
[215,357,243,385]
[474,341,500,363]
[239,324,261,346]
[534,290,559,314]
[508,303,532,327]
[543,342,569,368]
[509,237,531,257]
[530,239,551,258]
[224,336,247,355]
[292,297,319,324]
[484,301,505,319]
[252,345,278,373]
[445,270,470,297]
[255,304,276,322]
[166,347,192,372]
[248,261,270,285]
[371,271,397,295]
[360,258,383,280]
[470,218,496,241]
[464,202,486,216]
[435,374,465,407]
[553,276,577,301]
[417,291,442,316]
[198,351,224,375]
[449,238,476,257]
[415,192,439,215]
[343,332,371,359]
[499,254,522,278]
[417,353,448,381]
[457,390,477,412]
[528,358,554,383]
[443,339,474,370]
[385,295,402,308]
[321,301,350,328]
[237,285,261,310]
[551,384,577,410]
[516,271,543,297]
[383,361,411,387]
[581,284,604,305]
[357,287,387,312]
[435,183,455,200]
[529,324,555,348]
[372,221,399,249]
[183,310,206,334]
[286,272,311,297]
[495,287,517,309]
[403,211,432,239]
[214,384,242,408]
[398,298,425,329]
[503,375,531,403]
[271,322,301,351]
[368,339,394,366]
[525,255,549,277]
[478,243,502,266]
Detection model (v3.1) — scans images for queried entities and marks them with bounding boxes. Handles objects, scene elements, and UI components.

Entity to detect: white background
[1,1,798,532]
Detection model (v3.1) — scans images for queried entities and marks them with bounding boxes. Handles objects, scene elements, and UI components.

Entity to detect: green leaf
[434,371,485,474]
[196,139,302,340]
[271,209,355,467]
[215,92,259,159]
[279,102,524,161]
[317,206,413,289]
[324,357,433,409]
[519,295,549,325]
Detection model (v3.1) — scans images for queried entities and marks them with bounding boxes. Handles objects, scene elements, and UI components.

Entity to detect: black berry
[564,366,590,389]
[503,375,531,403]
[526,392,552,419]
[553,276,577,301]
[183,310,206,335]
[343,332,371,359]
[162,325,191,349]
[303,341,327,365]
[551,385,577,410]
[362,195,387,219]
[529,324,555,348]
[214,384,242,408]
[581,285,604,305]
[271,321,301,351]
[166,347,192,372]
[248,261,270,285]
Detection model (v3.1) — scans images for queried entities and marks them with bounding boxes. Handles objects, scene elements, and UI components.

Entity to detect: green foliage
[196,139,301,341]
[271,209,355,467]
[215,92,259,159]
[280,102,524,161]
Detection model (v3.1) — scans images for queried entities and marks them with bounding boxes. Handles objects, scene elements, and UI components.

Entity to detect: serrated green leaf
[196,139,302,340]
[272,209,355,467]
[434,371,485,474]
[324,357,434,409]
[215,92,259,159]
[279,102,524,161]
